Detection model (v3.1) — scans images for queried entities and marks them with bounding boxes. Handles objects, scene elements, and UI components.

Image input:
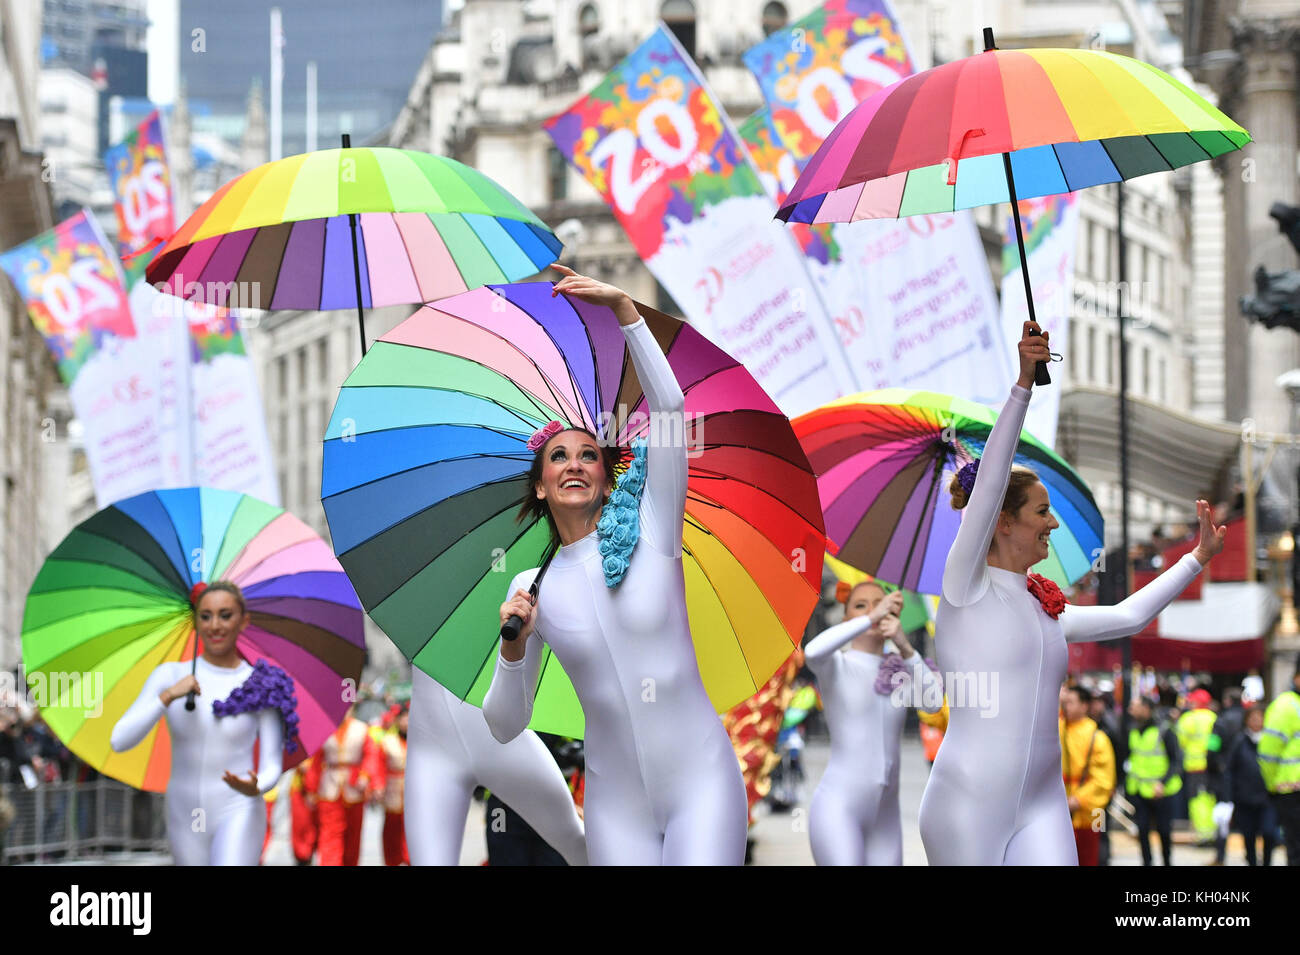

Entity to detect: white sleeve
[904,650,944,714]
[622,317,687,556]
[255,709,284,794]
[803,615,876,675]
[110,665,173,753]
[942,385,1031,607]
[1061,553,1203,644]
[482,570,544,743]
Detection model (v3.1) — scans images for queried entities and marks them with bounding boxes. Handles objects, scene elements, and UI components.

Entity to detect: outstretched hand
[550,264,641,326]
[1191,499,1227,566]
[223,770,259,797]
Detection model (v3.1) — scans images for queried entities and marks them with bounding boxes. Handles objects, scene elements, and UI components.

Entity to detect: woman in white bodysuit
[405,668,586,865]
[806,582,942,865]
[111,582,285,866]
[483,266,748,866]
[917,322,1226,865]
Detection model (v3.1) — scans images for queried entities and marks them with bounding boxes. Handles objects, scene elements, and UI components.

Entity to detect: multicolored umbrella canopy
[777,46,1251,222]
[22,488,365,792]
[794,390,1103,595]
[145,147,562,310]
[321,282,828,738]
[824,553,931,634]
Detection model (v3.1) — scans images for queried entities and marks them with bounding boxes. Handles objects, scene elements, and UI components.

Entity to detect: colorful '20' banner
[105,110,175,260]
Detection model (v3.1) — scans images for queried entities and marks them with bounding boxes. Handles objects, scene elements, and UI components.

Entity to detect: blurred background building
[0,0,62,672]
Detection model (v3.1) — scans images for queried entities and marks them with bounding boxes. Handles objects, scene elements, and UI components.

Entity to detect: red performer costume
[289,762,319,864]
[371,704,409,866]
[308,711,375,866]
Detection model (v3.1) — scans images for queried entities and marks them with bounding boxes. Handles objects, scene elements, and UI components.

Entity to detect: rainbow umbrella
[21,488,365,792]
[777,29,1251,383]
[794,390,1103,595]
[824,553,930,634]
[321,282,828,738]
[145,146,562,352]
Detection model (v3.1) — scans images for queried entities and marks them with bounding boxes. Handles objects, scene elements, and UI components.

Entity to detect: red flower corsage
[1027,573,1067,619]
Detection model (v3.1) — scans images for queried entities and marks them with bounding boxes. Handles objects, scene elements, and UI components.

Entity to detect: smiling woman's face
[196,589,248,659]
[535,430,612,514]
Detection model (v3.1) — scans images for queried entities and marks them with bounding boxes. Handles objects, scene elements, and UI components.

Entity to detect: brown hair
[843,580,885,605]
[516,428,622,534]
[949,464,1040,516]
[195,580,248,617]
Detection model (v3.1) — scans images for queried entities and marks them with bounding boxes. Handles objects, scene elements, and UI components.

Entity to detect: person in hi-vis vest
[1125,695,1182,866]
[1177,688,1218,842]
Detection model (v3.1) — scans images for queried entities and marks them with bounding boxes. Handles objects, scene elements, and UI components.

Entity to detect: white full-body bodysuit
[918,384,1204,865]
[111,658,282,866]
[805,616,942,865]
[405,668,587,865]
[483,317,748,866]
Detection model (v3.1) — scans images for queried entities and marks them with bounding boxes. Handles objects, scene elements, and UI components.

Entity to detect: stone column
[1231,17,1300,434]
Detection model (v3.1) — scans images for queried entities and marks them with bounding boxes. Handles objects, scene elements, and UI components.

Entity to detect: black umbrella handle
[185,627,199,710]
[1000,148,1053,388]
[500,544,557,642]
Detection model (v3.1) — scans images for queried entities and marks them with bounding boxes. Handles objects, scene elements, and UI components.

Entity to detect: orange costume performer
[371,704,409,866]
[307,711,376,866]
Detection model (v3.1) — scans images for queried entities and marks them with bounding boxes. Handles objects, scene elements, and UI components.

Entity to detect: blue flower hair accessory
[596,438,648,587]
[956,459,980,496]
[212,659,302,753]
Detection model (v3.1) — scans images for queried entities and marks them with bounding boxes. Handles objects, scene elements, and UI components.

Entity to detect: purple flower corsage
[956,459,980,495]
[596,438,648,587]
[212,659,302,753]
[873,653,942,697]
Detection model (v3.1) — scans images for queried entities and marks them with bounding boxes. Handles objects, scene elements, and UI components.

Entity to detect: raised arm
[483,570,544,743]
[1061,501,1224,645]
[110,665,175,753]
[942,384,1030,606]
[255,709,284,795]
[622,315,687,554]
[944,322,1050,606]
[1060,553,1202,644]
[804,615,878,674]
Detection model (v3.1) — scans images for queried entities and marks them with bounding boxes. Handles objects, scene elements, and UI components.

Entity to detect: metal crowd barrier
[0,777,168,863]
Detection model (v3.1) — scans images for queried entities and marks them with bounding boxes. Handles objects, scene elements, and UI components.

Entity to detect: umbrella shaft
[1001,151,1051,387]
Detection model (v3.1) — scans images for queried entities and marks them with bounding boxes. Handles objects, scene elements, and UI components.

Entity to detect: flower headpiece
[527,420,567,452]
[835,580,853,604]
[189,582,209,607]
[956,459,980,496]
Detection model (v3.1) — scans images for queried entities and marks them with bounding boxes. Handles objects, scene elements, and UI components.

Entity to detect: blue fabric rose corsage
[596,438,648,587]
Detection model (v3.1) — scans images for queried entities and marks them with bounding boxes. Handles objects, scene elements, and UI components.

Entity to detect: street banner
[545,25,856,415]
[0,211,183,504]
[1000,193,1081,447]
[743,4,1011,403]
[105,110,175,260]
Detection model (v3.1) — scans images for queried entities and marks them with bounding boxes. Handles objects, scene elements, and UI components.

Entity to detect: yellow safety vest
[1176,708,1216,773]
[1127,724,1182,799]
[1259,691,1300,794]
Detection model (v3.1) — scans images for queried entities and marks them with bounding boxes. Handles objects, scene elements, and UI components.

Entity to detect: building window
[1106,331,1115,387]
[1086,325,1096,384]
[277,355,287,398]
[579,2,600,69]
[297,347,307,395]
[661,0,696,59]
[1158,356,1166,403]
[1141,345,1150,398]
[762,1,788,36]
[549,145,568,202]
[317,337,329,389]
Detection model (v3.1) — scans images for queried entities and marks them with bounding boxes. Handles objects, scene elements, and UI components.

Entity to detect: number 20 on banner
[590,98,700,215]
[119,160,170,237]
